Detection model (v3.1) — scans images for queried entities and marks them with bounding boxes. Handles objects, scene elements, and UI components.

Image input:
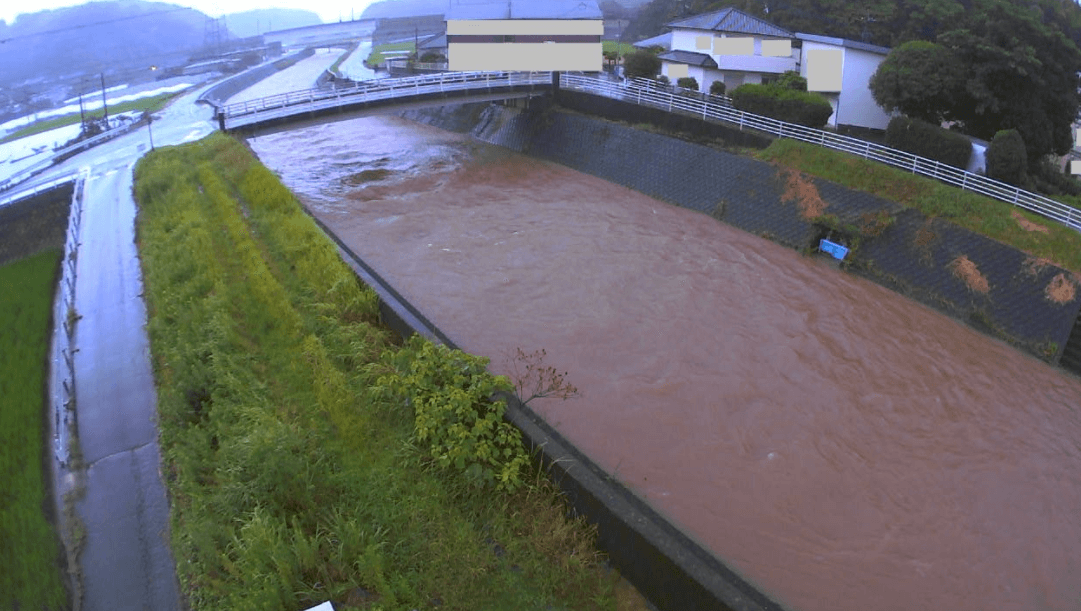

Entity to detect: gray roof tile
[667,7,793,38]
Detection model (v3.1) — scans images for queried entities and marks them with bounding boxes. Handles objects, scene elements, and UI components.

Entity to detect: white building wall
[671,29,702,51]
[838,47,891,130]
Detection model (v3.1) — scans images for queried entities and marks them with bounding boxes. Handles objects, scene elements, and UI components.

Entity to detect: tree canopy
[869,40,966,124]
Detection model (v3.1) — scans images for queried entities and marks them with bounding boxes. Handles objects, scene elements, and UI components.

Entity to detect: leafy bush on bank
[885,116,973,170]
[134,133,621,611]
[731,83,833,128]
[986,128,1028,187]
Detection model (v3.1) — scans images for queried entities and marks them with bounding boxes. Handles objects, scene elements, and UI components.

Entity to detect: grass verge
[601,41,635,56]
[365,41,416,66]
[134,132,636,610]
[755,138,1081,273]
[0,249,68,611]
[0,92,178,145]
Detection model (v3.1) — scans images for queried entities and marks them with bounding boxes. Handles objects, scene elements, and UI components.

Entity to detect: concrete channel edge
[298,205,786,611]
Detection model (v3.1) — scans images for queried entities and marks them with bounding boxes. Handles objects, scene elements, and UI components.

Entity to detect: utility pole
[147,112,155,150]
[99,73,109,127]
[78,91,86,131]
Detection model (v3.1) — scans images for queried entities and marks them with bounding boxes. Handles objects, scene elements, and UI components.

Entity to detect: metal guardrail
[53,168,86,467]
[0,173,80,208]
[561,73,1081,232]
[221,70,553,128]
[0,119,143,194]
[385,59,450,71]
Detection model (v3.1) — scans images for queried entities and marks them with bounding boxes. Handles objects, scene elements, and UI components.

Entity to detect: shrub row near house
[730,83,833,129]
[885,116,973,170]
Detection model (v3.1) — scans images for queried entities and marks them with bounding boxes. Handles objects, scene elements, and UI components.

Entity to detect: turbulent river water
[247,114,1081,611]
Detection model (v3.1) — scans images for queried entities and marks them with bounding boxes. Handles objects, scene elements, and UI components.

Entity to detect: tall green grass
[0,249,67,611]
[134,133,632,611]
[365,41,416,66]
[756,138,1081,273]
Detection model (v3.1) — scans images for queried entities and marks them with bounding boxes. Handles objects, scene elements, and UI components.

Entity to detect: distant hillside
[360,0,450,20]
[0,0,210,88]
[223,8,322,37]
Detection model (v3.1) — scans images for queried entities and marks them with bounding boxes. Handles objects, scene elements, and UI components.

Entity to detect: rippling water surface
[248,115,1081,611]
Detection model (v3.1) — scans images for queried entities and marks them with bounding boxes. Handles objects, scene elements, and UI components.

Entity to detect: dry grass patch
[1045,273,1078,304]
[1023,256,1055,277]
[948,255,990,294]
[777,165,828,219]
[1010,210,1050,234]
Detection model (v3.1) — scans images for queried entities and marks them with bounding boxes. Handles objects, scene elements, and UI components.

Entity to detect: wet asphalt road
[30,87,216,611]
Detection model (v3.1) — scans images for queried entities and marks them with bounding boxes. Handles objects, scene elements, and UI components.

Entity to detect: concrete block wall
[399,99,1081,362]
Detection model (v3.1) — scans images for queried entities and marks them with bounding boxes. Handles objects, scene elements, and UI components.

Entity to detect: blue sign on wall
[819,238,848,260]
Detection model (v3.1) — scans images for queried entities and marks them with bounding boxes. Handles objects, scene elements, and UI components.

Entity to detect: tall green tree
[938,0,1081,161]
[869,40,966,123]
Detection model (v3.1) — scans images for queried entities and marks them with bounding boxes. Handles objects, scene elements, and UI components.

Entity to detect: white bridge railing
[222,71,553,128]
[560,73,1081,232]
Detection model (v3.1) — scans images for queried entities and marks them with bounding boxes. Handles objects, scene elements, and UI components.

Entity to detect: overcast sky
[3,0,377,25]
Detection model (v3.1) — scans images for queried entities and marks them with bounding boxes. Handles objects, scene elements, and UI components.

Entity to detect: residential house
[795,33,894,131]
[658,8,798,92]
[636,7,896,130]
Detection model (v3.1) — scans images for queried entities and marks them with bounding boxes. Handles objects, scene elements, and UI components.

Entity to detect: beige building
[446,0,603,72]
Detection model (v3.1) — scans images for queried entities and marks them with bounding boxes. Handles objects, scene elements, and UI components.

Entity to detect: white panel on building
[714,36,753,55]
[807,49,843,91]
[761,39,791,57]
[696,35,712,50]
[668,63,689,78]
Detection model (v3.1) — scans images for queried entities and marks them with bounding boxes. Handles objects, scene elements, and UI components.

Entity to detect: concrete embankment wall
[0,183,74,266]
[198,48,316,108]
[400,97,1081,365]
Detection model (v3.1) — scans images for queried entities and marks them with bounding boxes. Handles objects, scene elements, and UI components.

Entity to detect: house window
[761,75,777,86]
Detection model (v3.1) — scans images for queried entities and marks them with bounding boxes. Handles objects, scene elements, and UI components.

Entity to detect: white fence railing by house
[560,73,1081,232]
[386,58,449,71]
[221,71,552,128]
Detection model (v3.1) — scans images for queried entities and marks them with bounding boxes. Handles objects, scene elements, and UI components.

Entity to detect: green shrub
[709,80,726,96]
[884,116,973,169]
[622,49,661,79]
[775,70,807,91]
[986,128,1028,186]
[419,52,445,63]
[731,83,834,128]
[378,337,530,492]
[676,76,699,91]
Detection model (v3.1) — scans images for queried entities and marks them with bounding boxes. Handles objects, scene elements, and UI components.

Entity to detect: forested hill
[222,8,322,37]
[626,0,1081,50]
[0,1,210,88]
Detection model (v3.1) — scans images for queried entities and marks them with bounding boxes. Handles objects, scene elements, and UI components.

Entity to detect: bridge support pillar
[552,71,560,104]
[217,110,226,132]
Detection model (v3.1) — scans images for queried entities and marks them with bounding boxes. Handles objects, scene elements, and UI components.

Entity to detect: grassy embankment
[365,41,416,67]
[134,132,640,610]
[0,249,67,611]
[0,92,177,145]
[601,41,636,56]
[755,138,1081,273]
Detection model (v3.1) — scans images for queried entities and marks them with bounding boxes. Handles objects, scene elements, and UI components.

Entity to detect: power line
[0,6,197,44]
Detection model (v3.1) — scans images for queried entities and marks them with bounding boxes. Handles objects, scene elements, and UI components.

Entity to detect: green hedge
[885,116,973,169]
[985,128,1028,187]
[730,83,834,128]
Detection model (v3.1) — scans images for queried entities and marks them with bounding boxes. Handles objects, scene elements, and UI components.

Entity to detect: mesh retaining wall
[399,100,1081,363]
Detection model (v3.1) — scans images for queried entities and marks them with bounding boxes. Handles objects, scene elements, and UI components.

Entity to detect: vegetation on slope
[0,249,67,611]
[756,138,1081,273]
[134,132,635,610]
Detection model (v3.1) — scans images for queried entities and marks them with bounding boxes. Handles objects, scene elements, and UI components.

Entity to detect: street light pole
[99,73,109,126]
[147,113,154,151]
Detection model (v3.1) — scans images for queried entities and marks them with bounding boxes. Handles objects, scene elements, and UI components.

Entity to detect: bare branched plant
[506,348,581,405]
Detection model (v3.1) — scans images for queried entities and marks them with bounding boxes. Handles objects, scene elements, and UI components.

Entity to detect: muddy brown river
[247,115,1081,611]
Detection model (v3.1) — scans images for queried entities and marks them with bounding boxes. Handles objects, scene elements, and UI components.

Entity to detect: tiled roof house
[653,6,896,130]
